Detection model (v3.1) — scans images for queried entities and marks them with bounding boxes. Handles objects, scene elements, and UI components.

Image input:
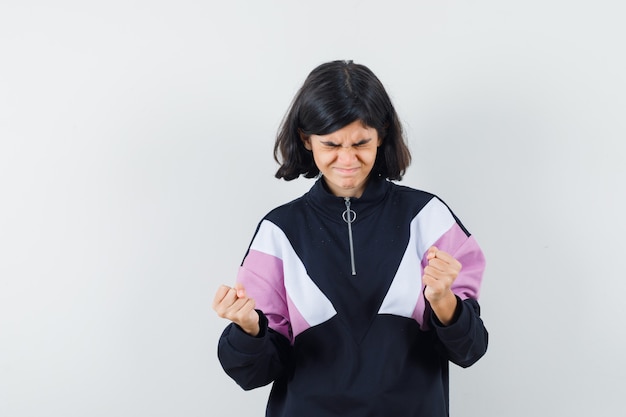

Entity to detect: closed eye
[319,138,372,148]
[353,139,372,147]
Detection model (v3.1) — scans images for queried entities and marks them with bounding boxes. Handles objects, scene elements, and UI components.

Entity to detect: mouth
[334,167,359,175]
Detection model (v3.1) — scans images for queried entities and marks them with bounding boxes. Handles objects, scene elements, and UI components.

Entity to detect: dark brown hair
[274,60,411,181]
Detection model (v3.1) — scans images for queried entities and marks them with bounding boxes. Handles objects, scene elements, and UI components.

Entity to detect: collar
[305,175,390,224]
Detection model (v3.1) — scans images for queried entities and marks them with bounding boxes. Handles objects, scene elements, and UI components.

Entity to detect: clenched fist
[213,283,260,336]
[422,246,462,325]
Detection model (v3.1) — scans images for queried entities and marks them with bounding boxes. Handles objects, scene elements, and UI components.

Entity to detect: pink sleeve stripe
[237,249,292,341]
[422,223,485,300]
[286,293,311,341]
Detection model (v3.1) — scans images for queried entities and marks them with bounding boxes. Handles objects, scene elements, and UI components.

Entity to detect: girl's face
[302,120,381,198]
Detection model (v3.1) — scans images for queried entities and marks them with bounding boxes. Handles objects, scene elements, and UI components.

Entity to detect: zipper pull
[342,197,357,276]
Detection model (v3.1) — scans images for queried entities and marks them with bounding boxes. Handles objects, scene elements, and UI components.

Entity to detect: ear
[299,130,312,151]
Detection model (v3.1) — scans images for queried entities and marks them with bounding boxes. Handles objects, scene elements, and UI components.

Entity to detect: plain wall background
[1,1,625,416]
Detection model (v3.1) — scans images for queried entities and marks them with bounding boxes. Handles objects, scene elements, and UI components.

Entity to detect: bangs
[299,96,379,136]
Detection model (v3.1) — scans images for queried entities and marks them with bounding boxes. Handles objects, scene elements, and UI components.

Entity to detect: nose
[337,146,357,164]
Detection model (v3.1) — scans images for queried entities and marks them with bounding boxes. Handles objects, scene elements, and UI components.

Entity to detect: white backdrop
[1,1,625,416]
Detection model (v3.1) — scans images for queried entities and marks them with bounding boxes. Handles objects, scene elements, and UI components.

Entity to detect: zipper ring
[342,209,356,223]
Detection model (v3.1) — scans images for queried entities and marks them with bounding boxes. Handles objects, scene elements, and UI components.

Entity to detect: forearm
[428,290,458,326]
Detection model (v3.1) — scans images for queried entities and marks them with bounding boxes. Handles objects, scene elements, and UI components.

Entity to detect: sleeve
[217,310,292,390]
[216,219,294,390]
[423,197,489,368]
[430,297,488,368]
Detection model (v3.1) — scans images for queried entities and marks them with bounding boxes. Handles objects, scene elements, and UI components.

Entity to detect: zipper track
[343,197,357,276]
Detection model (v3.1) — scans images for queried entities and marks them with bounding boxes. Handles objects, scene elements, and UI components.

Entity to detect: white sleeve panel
[378,197,456,319]
[250,220,336,328]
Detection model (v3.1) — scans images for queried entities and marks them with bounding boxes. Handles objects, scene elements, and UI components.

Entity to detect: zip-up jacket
[217,176,488,417]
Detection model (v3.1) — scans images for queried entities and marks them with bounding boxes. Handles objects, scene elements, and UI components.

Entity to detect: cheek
[311,151,332,169]
[363,149,378,164]
[317,150,337,164]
